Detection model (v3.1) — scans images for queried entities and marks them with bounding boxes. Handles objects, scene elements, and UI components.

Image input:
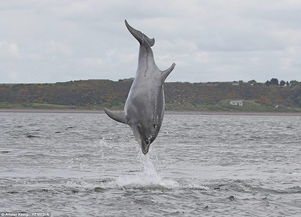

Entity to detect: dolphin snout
[141,139,151,155]
[141,144,150,155]
[131,124,157,155]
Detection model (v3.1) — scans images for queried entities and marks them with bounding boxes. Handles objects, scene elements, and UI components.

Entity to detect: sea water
[0,112,300,216]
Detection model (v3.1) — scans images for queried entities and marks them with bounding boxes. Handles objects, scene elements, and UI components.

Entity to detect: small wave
[65,179,91,188]
[94,177,211,192]
[94,187,105,192]
[27,188,50,193]
[251,185,301,195]
[65,126,74,130]
[288,186,301,193]
[21,153,49,159]
[25,134,40,138]
[98,178,114,183]
[208,179,301,195]
[114,174,179,190]
[7,191,18,194]
[208,179,253,193]
[182,183,209,191]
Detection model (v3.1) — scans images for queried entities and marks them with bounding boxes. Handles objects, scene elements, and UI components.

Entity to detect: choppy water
[0,112,300,217]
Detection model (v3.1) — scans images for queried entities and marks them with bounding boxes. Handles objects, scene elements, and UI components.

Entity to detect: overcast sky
[1,0,301,83]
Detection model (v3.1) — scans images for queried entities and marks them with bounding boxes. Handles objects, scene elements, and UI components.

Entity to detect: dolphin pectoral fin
[125,19,155,47]
[161,63,176,83]
[104,108,127,124]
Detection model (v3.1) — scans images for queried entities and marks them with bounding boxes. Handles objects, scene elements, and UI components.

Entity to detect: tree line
[0,79,300,109]
[263,78,299,87]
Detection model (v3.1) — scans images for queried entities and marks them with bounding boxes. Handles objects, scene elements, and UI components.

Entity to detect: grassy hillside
[0,79,300,112]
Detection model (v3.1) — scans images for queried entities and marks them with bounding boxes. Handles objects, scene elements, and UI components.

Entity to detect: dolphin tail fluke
[104,108,127,124]
[125,19,155,47]
[161,63,176,83]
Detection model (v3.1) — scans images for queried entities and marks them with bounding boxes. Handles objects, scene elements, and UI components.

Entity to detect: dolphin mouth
[141,141,150,155]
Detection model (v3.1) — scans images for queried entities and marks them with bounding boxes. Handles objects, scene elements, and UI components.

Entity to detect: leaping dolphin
[104,20,175,155]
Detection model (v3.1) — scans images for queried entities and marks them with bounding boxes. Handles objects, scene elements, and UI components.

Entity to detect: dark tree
[270,78,279,85]
[265,80,271,86]
[280,80,286,86]
[290,80,298,86]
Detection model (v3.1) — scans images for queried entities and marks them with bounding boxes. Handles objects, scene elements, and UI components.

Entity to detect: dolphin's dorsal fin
[125,20,155,47]
[161,63,176,83]
[104,108,127,124]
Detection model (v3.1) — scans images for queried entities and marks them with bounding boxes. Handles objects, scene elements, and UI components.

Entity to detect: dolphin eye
[153,124,157,129]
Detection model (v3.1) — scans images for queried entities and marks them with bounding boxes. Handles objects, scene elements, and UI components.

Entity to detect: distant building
[232,81,239,86]
[230,100,243,106]
[274,104,285,109]
[206,82,218,86]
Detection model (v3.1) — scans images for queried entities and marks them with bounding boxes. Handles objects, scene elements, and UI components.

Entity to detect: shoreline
[0,108,301,116]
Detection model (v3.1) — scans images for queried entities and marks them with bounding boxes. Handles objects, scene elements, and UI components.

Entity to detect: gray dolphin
[104,20,175,155]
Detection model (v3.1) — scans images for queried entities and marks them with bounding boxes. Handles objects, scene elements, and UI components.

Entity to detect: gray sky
[1,0,301,83]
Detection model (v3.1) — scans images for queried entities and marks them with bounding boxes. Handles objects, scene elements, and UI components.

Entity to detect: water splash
[138,153,162,184]
[115,151,179,189]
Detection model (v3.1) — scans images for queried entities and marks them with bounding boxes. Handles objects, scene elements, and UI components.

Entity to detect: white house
[230,100,244,106]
